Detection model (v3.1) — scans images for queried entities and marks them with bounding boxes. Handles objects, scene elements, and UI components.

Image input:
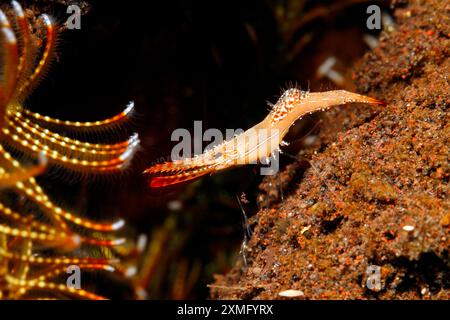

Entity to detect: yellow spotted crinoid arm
[0,2,139,300]
[21,101,136,133]
[0,8,19,126]
[0,2,139,174]
[13,12,57,102]
[0,146,47,189]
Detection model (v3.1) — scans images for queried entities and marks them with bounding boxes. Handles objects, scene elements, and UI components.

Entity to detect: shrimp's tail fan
[144,160,215,188]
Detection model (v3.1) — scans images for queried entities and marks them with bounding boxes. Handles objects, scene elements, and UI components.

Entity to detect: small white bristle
[125,266,137,278]
[402,225,415,232]
[38,151,48,166]
[0,11,8,26]
[279,289,304,297]
[363,34,379,49]
[135,287,148,300]
[112,237,126,246]
[124,101,135,115]
[112,219,125,230]
[317,56,337,76]
[104,265,115,272]
[70,234,81,248]
[382,12,396,32]
[267,101,275,109]
[128,133,139,143]
[120,136,140,161]
[2,28,16,44]
[11,1,25,18]
[167,200,182,211]
[136,234,147,253]
[40,14,52,26]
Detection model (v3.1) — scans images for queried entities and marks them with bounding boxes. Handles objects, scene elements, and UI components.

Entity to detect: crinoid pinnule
[0,2,139,299]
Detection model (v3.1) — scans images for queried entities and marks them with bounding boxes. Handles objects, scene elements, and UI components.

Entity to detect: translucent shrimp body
[145,88,385,188]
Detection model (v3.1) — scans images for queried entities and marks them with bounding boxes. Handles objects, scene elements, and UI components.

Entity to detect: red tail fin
[144,162,215,188]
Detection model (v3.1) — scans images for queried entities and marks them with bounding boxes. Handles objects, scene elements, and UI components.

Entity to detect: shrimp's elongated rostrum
[145,88,385,188]
[0,2,139,299]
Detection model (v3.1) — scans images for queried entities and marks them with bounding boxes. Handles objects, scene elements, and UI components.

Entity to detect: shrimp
[144,89,385,188]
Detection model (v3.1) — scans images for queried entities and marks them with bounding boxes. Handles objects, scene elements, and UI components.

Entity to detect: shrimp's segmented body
[146,89,385,188]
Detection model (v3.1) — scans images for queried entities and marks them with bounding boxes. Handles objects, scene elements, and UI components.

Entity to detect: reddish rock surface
[211,0,449,300]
